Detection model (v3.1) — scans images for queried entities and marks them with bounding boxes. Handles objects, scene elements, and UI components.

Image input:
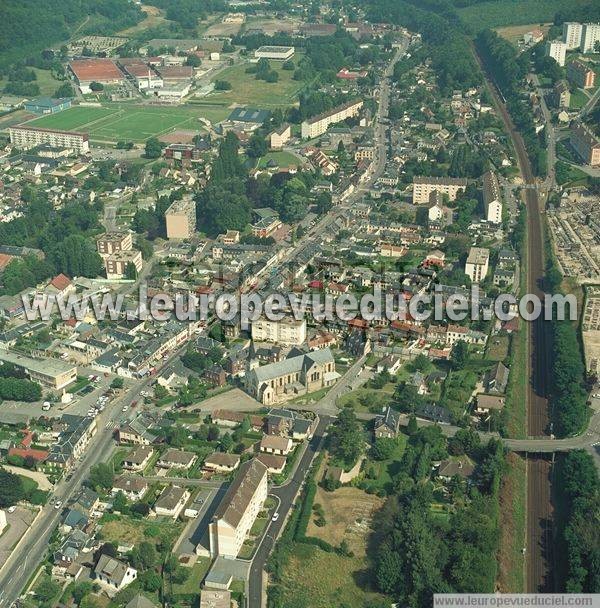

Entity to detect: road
[247,415,331,608]
[475,49,554,593]
[580,82,600,118]
[0,345,190,608]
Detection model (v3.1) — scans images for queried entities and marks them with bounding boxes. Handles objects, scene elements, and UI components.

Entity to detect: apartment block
[546,40,567,66]
[301,100,363,139]
[570,121,600,166]
[582,23,600,53]
[269,123,291,149]
[208,459,268,558]
[96,232,133,256]
[412,176,468,205]
[567,60,596,89]
[9,126,89,154]
[563,22,583,49]
[105,249,143,280]
[166,196,196,239]
[551,80,571,109]
[251,317,307,346]
[465,247,490,283]
[482,171,502,224]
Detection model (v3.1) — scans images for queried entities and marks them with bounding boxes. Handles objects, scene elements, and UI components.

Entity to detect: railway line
[473,49,554,593]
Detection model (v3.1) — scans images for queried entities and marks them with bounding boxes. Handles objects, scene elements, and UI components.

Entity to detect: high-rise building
[165,197,196,239]
[562,22,583,49]
[412,176,468,204]
[546,40,567,66]
[582,23,600,53]
[465,247,490,283]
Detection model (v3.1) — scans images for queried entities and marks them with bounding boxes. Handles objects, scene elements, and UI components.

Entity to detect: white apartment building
[465,247,490,283]
[482,170,502,224]
[301,100,363,139]
[208,459,268,558]
[582,23,600,53]
[251,317,307,346]
[254,46,295,60]
[563,22,583,49]
[9,126,89,154]
[96,231,133,256]
[546,40,567,66]
[412,176,468,205]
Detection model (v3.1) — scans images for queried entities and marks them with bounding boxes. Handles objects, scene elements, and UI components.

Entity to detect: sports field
[25,103,230,142]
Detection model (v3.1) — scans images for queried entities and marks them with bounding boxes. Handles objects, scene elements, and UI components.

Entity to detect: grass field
[26,103,230,142]
[207,60,306,107]
[569,89,589,110]
[458,0,568,32]
[280,543,387,608]
[257,151,301,168]
[495,23,552,44]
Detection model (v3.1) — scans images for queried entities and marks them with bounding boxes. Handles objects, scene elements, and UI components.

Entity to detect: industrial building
[254,46,295,60]
[0,350,77,390]
[24,97,72,115]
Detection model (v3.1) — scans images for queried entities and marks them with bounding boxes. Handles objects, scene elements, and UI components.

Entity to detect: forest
[0,0,143,67]
[557,451,600,592]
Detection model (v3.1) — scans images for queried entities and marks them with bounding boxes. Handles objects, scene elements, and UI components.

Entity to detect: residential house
[475,394,506,415]
[374,406,401,439]
[260,434,293,456]
[256,453,286,474]
[204,452,241,473]
[484,362,509,394]
[437,456,475,480]
[154,485,190,518]
[93,555,137,591]
[112,476,149,501]
[157,448,197,469]
[123,445,154,471]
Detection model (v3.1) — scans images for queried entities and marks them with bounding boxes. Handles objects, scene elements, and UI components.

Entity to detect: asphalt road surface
[247,415,332,608]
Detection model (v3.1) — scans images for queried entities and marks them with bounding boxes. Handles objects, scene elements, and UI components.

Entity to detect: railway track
[473,48,554,592]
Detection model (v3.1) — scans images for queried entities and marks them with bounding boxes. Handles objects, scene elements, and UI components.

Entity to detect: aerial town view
[0,0,599,607]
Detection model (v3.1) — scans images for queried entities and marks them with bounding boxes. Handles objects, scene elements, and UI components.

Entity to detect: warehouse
[69,59,124,92]
[0,350,78,390]
[24,97,72,115]
[254,46,295,60]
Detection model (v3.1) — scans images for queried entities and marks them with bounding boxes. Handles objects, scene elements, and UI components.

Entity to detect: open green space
[569,89,589,110]
[25,103,229,142]
[458,0,565,32]
[257,151,301,169]
[207,60,306,107]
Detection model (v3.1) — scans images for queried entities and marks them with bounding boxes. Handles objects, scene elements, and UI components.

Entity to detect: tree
[282,59,295,71]
[145,137,162,159]
[220,433,233,452]
[90,81,104,91]
[371,437,397,461]
[450,340,469,370]
[406,415,418,436]
[54,82,74,97]
[88,463,114,490]
[186,54,201,67]
[0,467,25,507]
[247,132,267,158]
[214,79,232,90]
[329,407,364,468]
[125,261,138,280]
[35,577,61,603]
[139,570,161,592]
[110,377,124,389]
[131,541,157,570]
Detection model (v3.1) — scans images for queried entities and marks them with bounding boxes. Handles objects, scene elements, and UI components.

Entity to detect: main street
[0,344,190,608]
[244,41,407,608]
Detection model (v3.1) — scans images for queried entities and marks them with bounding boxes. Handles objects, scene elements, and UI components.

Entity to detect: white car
[54,501,62,510]
[271,512,280,522]
[122,405,128,412]
[7,506,16,514]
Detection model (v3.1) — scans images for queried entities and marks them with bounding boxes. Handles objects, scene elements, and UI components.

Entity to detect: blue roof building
[24,97,72,115]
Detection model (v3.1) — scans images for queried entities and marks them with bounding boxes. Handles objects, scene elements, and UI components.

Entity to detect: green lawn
[25,102,230,142]
[362,434,408,493]
[569,89,589,110]
[257,151,301,169]
[171,558,211,596]
[207,60,306,107]
[458,0,566,31]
